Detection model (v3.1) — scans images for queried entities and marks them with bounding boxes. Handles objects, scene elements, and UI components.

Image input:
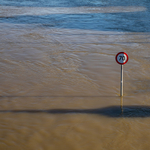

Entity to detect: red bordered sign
[115,52,129,65]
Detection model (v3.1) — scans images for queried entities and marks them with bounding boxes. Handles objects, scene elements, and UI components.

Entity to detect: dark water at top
[0,0,150,32]
[0,0,149,7]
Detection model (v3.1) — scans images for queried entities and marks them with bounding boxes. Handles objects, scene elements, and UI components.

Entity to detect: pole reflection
[120,96,123,114]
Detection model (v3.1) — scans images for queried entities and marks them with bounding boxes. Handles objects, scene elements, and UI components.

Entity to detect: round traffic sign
[115,52,129,65]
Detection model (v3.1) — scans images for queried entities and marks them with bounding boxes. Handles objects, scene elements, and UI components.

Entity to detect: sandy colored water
[0,23,150,150]
[0,1,150,148]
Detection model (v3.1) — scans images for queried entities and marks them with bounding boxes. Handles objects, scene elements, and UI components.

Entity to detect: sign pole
[115,52,128,97]
[120,65,123,97]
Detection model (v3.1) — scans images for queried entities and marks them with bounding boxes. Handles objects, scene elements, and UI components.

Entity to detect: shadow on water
[1,106,150,118]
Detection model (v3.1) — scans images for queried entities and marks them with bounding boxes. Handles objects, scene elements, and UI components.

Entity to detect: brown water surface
[0,13,150,150]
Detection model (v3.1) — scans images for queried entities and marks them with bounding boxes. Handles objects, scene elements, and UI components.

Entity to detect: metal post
[120,65,123,97]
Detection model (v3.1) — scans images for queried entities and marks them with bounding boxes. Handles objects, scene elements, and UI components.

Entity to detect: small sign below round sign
[115,52,129,65]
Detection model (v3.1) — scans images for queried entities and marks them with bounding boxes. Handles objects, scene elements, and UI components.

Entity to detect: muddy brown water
[1,2,150,150]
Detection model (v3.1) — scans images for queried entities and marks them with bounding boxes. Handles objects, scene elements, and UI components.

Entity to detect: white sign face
[116,52,128,65]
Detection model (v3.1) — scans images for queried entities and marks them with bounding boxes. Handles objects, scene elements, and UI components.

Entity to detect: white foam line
[0,6,147,17]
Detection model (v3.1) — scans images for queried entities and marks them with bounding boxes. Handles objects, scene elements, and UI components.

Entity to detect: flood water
[0,0,150,149]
